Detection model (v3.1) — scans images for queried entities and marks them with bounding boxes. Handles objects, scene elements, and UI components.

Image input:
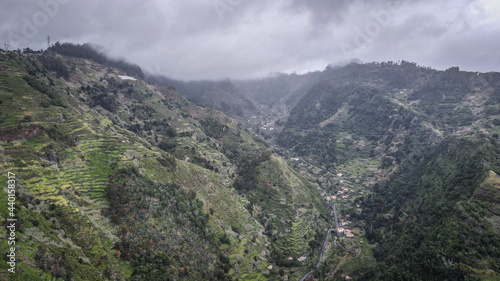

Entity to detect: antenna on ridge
[4,43,9,51]
[47,36,51,49]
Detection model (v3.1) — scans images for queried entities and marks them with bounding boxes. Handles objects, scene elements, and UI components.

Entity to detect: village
[261,169,369,280]
[321,172,368,239]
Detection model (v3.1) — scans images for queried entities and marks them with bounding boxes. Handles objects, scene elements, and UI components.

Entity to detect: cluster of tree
[358,138,500,280]
[157,153,176,169]
[233,151,272,191]
[45,124,77,147]
[130,104,156,118]
[104,166,233,280]
[199,117,229,139]
[23,75,65,107]
[37,55,70,80]
[49,42,144,79]
[79,84,118,112]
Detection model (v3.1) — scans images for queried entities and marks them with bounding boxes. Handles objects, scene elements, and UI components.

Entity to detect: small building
[337,227,345,234]
[284,275,289,281]
[267,265,273,270]
[326,196,331,202]
[337,173,343,177]
[287,257,293,261]
[345,276,352,280]
[298,256,307,262]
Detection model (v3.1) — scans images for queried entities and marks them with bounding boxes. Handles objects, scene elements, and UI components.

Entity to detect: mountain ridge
[2,44,500,280]
[0,49,329,280]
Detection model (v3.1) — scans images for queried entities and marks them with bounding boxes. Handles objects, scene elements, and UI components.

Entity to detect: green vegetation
[236,61,500,280]
[0,50,329,280]
[358,139,500,280]
[3,47,500,281]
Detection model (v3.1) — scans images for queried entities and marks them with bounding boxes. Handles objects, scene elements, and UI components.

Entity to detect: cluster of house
[324,187,357,202]
[337,227,355,238]
[284,255,307,262]
[257,116,276,131]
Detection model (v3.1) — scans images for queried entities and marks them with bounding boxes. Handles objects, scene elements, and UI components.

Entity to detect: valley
[1,45,499,281]
[184,61,500,280]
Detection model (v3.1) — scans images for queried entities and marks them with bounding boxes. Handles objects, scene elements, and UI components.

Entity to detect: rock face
[0,125,43,141]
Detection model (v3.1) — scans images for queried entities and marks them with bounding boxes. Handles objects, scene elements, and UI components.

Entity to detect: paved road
[298,227,336,281]
[316,229,335,268]
[298,270,313,281]
[333,204,339,229]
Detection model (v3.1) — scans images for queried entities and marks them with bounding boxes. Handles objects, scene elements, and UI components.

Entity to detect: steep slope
[273,62,498,185]
[0,50,329,280]
[360,139,500,280]
[233,71,322,109]
[261,61,500,280]
[147,76,258,119]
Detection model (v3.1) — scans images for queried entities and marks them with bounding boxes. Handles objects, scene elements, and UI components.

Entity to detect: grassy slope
[0,52,329,280]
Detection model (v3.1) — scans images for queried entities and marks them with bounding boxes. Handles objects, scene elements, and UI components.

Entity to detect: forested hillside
[360,138,500,280]
[230,61,500,280]
[2,44,500,280]
[147,76,258,119]
[0,49,329,281]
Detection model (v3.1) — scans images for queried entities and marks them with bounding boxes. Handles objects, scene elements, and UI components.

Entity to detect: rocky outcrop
[0,125,43,141]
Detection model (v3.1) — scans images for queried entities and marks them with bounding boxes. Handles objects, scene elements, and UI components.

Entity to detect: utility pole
[4,43,9,51]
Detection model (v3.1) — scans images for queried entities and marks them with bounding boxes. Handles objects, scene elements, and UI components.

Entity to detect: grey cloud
[0,0,499,80]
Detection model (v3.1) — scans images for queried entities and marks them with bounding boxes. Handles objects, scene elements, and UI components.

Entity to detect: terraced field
[0,51,332,280]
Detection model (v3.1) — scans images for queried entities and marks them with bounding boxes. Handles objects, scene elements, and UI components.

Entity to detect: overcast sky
[1,0,500,80]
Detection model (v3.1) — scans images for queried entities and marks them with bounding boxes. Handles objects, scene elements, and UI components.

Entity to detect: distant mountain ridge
[147,75,259,118]
[8,42,500,280]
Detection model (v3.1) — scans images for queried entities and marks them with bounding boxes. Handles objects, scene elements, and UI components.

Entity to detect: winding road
[298,204,339,281]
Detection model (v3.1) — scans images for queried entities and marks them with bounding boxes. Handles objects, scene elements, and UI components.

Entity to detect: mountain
[360,138,500,280]
[2,44,500,281]
[235,60,500,280]
[233,71,322,110]
[0,48,329,281]
[147,76,258,119]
